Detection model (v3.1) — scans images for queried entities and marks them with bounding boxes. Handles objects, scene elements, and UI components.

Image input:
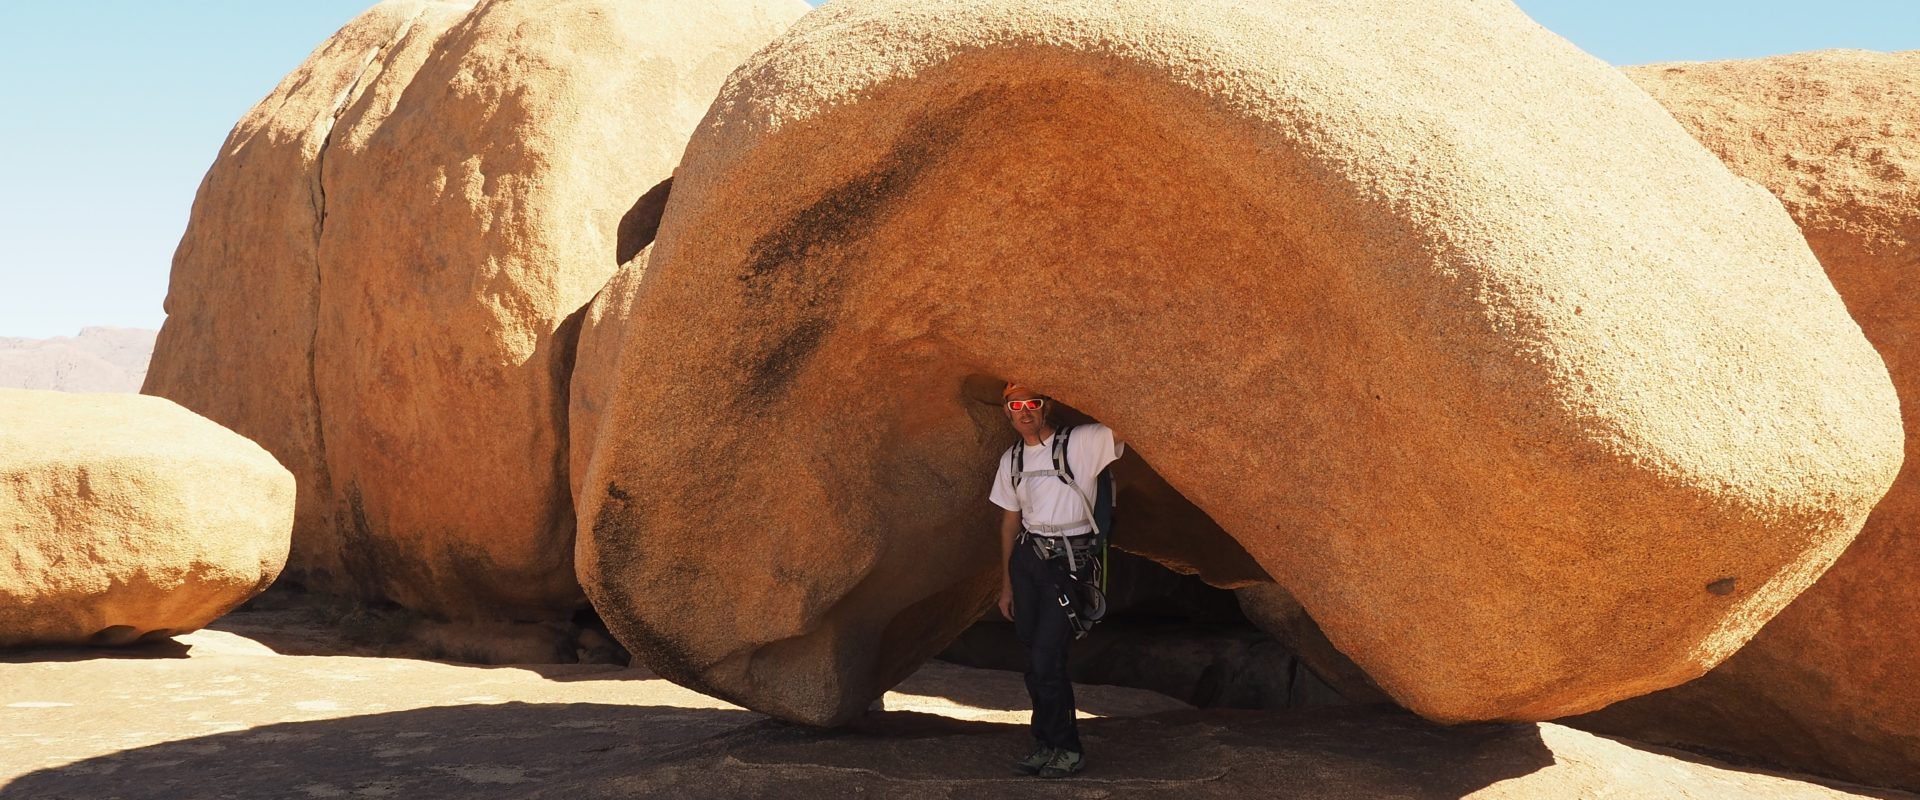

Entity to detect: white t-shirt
[989,423,1124,532]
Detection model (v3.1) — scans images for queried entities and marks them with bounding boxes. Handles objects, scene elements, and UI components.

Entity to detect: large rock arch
[575,0,1901,726]
[145,0,810,620]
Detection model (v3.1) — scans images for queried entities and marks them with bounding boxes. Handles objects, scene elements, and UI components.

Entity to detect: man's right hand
[998,582,1015,620]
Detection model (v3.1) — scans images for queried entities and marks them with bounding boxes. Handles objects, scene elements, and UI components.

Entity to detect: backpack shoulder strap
[1009,442,1024,489]
[1054,424,1076,484]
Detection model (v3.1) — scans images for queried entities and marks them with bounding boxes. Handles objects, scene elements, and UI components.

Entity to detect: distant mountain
[0,327,158,393]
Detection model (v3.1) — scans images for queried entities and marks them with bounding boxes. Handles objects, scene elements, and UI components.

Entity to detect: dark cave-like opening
[937,548,1362,710]
[949,390,1385,711]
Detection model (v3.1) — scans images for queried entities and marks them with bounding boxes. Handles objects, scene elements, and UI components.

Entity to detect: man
[989,384,1123,779]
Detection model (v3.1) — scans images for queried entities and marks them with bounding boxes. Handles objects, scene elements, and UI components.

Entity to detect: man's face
[1004,390,1049,439]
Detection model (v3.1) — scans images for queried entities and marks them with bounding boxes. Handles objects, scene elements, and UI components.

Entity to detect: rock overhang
[574,0,1903,726]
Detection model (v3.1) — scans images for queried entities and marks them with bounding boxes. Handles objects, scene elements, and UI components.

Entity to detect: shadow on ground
[0,638,192,663]
[0,701,1566,800]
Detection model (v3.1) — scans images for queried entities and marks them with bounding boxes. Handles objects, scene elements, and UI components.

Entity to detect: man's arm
[998,507,1021,619]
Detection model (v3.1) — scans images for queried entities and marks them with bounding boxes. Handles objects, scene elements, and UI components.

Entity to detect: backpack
[1009,423,1118,602]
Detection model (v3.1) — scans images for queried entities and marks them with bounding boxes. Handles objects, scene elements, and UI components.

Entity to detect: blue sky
[0,1,1914,338]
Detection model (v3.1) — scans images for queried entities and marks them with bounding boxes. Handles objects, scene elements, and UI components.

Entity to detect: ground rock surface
[145,0,809,620]
[576,0,1901,727]
[0,615,1900,800]
[0,390,291,647]
[1580,50,1920,792]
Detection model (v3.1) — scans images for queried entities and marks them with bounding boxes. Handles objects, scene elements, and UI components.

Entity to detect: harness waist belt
[1019,530,1098,572]
[1024,522,1094,537]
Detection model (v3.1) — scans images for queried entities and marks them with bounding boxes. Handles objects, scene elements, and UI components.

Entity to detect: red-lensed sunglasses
[1005,398,1045,412]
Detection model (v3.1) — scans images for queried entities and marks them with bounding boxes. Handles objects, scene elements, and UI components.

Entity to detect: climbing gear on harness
[1016,531,1105,638]
[1057,567,1107,639]
[1010,422,1119,640]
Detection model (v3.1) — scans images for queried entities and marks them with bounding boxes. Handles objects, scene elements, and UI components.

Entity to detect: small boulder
[0,390,293,647]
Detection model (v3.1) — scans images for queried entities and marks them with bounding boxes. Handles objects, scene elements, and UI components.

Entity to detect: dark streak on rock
[1706,577,1737,596]
[731,93,984,406]
[342,484,389,602]
[744,318,832,405]
[588,482,712,691]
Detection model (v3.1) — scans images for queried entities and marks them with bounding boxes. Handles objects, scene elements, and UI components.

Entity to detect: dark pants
[1009,536,1083,753]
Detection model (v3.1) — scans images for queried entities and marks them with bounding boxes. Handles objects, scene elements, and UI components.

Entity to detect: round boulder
[0,390,293,647]
[146,0,811,620]
[1581,50,1920,792]
[575,0,1901,725]
[144,0,464,617]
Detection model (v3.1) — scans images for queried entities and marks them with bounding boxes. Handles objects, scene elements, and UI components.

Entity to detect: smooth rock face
[576,0,1902,725]
[146,0,810,620]
[569,247,657,506]
[0,390,292,647]
[1581,50,1920,791]
[144,0,447,609]
[1237,583,1392,706]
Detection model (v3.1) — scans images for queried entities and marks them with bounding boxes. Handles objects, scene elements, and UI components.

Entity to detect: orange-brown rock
[1237,583,1392,706]
[0,390,292,647]
[146,0,809,620]
[575,0,1902,726]
[1580,50,1920,791]
[1108,453,1271,588]
[145,0,457,615]
[570,254,658,506]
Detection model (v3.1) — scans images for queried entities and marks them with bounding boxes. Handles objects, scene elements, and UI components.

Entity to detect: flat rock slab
[0,624,1899,799]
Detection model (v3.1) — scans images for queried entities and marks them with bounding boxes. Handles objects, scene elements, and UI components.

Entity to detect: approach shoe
[1013,746,1055,776]
[1037,749,1085,779]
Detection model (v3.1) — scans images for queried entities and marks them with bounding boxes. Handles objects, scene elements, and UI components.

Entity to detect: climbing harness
[1010,424,1118,638]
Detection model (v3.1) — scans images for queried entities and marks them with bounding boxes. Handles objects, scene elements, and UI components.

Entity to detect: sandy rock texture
[1580,50,1920,791]
[142,0,471,613]
[0,327,156,393]
[0,390,292,648]
[1237,583,1393,706]
[0,620,1900,800]
[568,249,654,504]
[575,0,1901,727]
[144,0,810,620]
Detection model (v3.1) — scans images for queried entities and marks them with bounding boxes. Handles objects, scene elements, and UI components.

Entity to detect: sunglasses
[1005,398,1045,412]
